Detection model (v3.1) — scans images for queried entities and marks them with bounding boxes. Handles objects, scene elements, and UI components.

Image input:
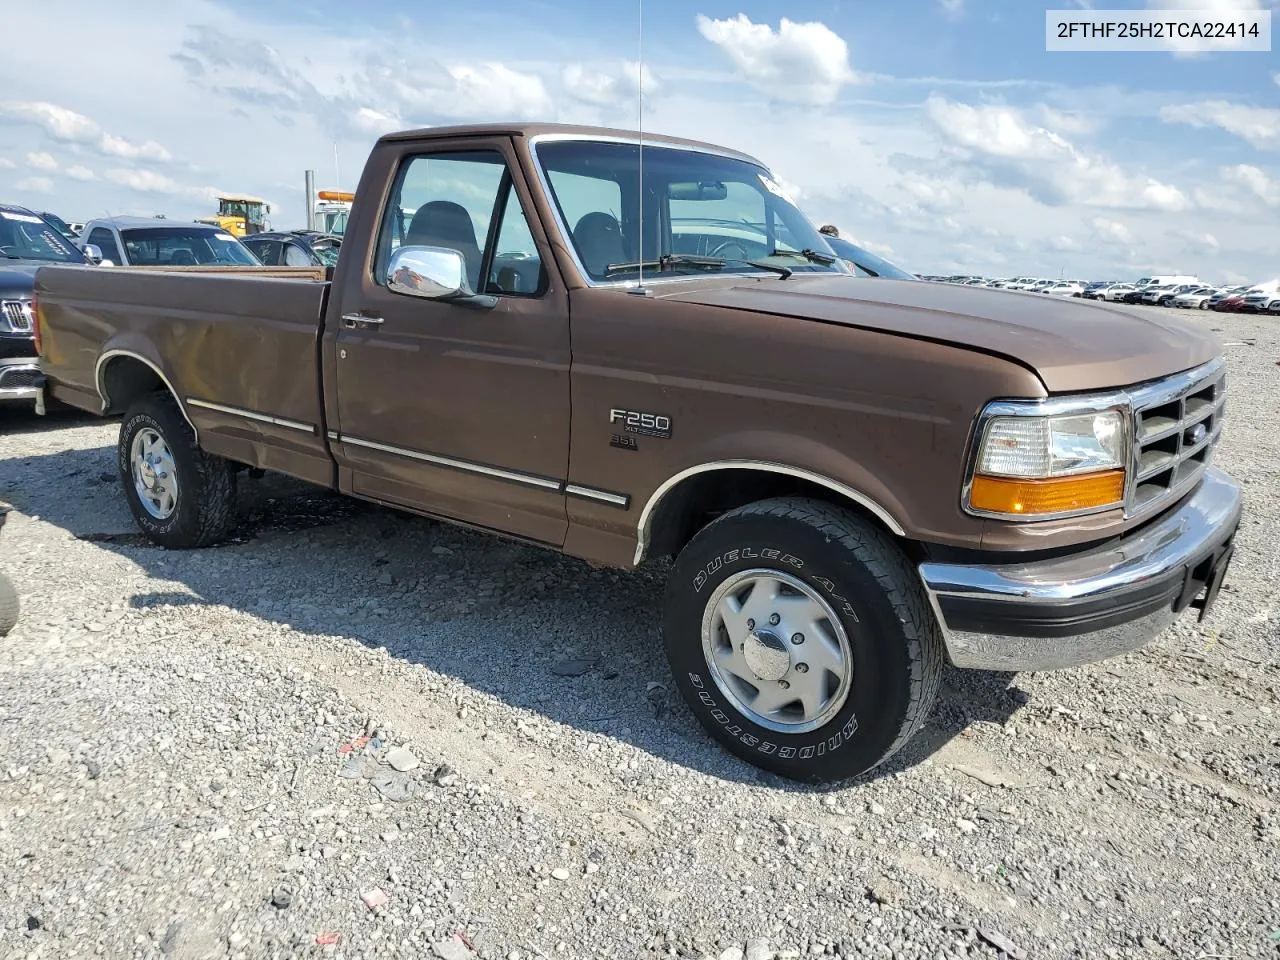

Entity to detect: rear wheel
[663,497,943,783]
[118,393,236,548]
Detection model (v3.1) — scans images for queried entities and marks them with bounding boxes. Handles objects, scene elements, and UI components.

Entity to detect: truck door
[325,138,570,546]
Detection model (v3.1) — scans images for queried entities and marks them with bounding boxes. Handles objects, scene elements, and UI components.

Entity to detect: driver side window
[87,228,122,265]
[376,150,546,298]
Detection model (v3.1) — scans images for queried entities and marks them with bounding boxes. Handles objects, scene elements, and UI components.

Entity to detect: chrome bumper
[919,468,1242,672]
[0,358,43,402]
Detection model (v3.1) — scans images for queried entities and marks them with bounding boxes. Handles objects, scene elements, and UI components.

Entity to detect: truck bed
[36,264,336,487]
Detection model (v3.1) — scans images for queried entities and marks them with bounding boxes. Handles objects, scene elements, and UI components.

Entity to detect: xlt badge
[610,408,672,439]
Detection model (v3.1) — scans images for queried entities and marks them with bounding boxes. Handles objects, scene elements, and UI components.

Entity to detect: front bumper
[919,468,1242,671]
[0,357,43,402]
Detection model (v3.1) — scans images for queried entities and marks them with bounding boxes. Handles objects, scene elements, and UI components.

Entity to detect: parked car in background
[1154,283,1206,307]
[38,212,79,243]
[1170,286,1219,310]
[1263,294,1280,315]
[1045,281,1086,297]
[822,236,916,280]
[77,217,262,267]
[1239,283,1280,314]
[1208,286,1250,312]
[0,203,89,406]
[241,230,342,269]
[1095,283,1136,301]
[1025,279,1055,293]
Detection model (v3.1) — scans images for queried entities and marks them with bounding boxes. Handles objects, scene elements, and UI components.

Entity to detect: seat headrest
[407,201,478,248]
[572,212,626,278]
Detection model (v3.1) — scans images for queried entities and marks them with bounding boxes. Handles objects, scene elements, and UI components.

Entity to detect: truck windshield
[534,139,844,283]
[120,227,260,266]
[0,211,86,263]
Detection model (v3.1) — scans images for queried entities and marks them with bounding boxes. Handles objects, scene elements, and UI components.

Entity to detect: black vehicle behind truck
[1,204,88,406]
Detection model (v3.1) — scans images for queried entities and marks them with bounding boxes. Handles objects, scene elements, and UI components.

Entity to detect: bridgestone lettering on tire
[118,394,236,549]
[663,497,943,784]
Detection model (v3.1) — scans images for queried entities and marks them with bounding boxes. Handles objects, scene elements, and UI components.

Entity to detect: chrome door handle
[342,313,384,329]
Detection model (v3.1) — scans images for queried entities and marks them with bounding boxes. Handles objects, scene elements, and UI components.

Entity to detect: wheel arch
[95,349,198,439]
[634,461,907,566]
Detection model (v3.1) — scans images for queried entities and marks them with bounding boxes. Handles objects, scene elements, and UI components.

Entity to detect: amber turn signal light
[969,470,1124,516]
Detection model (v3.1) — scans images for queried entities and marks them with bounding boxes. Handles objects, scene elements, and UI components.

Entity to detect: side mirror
[82,243,103,265]
[387,246,467,300]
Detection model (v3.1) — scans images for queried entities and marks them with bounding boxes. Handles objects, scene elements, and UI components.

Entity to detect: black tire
[663,497,943,784]
[118,393,236,548]
[0,572,18,637]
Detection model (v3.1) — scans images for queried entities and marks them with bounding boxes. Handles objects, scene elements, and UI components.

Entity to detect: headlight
[966,407,1128,519]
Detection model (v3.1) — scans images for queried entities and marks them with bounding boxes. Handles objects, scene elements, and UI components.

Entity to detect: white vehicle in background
[1097,283,1137,301]
[314,190,353,236]
[1169,286,1220,310]
[1240,281,1280,313]
[1045,280,1086,297]
[1025,279,1055,293]
[1001,277,1036,290]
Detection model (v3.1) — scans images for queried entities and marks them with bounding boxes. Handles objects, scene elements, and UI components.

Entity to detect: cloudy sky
[1,0,1277,281]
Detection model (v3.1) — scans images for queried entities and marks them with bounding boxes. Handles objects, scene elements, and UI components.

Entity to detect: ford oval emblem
[1189,422,1207,445]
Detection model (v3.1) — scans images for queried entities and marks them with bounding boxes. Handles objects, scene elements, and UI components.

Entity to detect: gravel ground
[1,306,1277,960]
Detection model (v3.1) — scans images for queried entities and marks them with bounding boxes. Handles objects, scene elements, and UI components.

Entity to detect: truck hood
[661,275,1221,394]
[0,262,40,298]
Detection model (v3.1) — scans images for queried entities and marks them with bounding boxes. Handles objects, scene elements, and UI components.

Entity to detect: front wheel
[0,572,18,637]
[663,497,943,783]
[118,393,236,548]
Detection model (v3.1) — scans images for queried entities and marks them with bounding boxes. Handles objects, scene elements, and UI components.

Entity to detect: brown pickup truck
[33,122,1241,783]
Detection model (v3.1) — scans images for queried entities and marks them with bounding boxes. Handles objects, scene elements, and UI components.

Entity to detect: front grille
[1,300,33,332]
[1127,361,1226,517]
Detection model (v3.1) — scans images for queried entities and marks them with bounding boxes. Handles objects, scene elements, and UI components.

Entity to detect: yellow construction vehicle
[197,194,271,237]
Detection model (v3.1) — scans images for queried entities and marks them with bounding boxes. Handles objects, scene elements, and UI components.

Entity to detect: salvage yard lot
[1,306,1277,960]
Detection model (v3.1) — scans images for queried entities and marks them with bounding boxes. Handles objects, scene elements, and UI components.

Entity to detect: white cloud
[1222,163,1280,205]
[0,157,15,170]
[563,62,657,107]
[899,178,962,213]
[0,99,174,163]
[1159,101,1280,151]
[445,63,552,119]
[0,100,98,141]
[26,151,58,171]
[64,164,97,182]
[104,168,218,200]
[939,0,964,17]
[695,14,856,106]
[1090,217,1133,246]
[99,133,172,162]
[1048,235,1080,252]
[348,107,403,136]
[926,96,1190,211]
[15,176,55,194]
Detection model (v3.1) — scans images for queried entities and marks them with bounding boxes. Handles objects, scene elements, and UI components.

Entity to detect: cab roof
[376,122,764,167]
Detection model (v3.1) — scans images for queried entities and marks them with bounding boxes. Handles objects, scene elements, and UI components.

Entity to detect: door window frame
[373,146,548,300]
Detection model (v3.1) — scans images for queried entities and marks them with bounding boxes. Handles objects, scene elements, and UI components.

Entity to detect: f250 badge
[610,408,672,439]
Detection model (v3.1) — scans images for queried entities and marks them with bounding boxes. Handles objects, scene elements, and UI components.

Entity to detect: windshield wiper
[603,253,791,279]
[769,247,837,266]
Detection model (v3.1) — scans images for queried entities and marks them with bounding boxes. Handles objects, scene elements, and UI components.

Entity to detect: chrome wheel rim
[130,427,179,520]
[700,568,853,735]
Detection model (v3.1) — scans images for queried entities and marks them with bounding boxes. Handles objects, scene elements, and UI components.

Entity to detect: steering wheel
[708,240,750,261]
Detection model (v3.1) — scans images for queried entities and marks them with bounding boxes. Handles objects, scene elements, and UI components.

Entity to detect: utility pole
[304,170,316,231]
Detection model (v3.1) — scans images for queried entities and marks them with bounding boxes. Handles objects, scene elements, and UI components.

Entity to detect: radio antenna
[632,0,647,295]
